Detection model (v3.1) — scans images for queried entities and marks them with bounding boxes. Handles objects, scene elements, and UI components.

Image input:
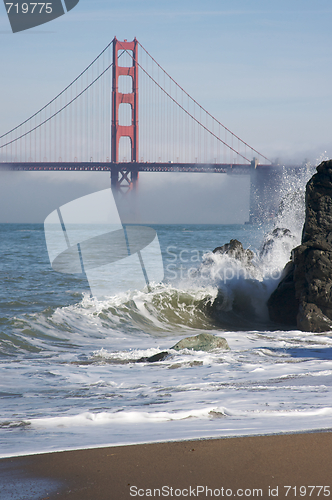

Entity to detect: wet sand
[1,432,331,499]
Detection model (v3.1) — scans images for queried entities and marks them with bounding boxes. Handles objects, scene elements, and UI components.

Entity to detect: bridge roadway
[0,162,274,174]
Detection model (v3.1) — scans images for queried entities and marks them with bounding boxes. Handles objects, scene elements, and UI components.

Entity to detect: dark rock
[171,333,229,351]
[206,286,262,330]
[213,239,254,266]
[137,351,170,363]
[267,159,332,332]
[297,302,332,333]
[267,261,298,325]
[204,240,261,329]
[193,239,254,283]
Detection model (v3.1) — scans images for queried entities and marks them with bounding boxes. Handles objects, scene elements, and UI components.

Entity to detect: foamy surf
[2,164,332,458]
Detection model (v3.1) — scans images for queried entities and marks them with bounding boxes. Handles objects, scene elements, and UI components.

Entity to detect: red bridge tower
[111,37,139,194]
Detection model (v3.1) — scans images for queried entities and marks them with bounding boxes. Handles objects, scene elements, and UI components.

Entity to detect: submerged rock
[137,351,170,363]
[268,159,332,332]
[136,334,229,364]
[171,333,229,351]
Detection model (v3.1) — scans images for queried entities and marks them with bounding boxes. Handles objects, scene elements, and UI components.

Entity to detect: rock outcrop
[213,239,254,267]
[260,228,296,259]
[268,159,332,332]
[267,260,298,326]
[204,239,261,329]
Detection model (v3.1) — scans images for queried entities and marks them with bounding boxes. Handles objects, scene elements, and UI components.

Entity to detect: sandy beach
[1,431,331,499]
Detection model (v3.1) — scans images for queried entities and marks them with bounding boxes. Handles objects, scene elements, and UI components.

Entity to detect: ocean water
[1,190,332,458]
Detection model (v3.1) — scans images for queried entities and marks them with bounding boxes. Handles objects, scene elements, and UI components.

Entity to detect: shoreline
[1,431,332,499]
[1,426,332,460]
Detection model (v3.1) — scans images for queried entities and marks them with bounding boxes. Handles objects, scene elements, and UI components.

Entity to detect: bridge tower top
[111,37,139,164]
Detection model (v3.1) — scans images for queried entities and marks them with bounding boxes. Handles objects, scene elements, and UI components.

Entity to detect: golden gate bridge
[0,37,303,221]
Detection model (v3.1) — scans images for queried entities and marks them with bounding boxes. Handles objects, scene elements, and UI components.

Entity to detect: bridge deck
[0,162,274,174]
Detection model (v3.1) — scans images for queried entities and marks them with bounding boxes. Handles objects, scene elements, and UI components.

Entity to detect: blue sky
[1,1,332,222]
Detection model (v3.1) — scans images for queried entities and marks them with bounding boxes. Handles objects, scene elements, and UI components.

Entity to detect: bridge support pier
[111,167,138,195]
[110,166,140,224]
[249,159,283,223]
